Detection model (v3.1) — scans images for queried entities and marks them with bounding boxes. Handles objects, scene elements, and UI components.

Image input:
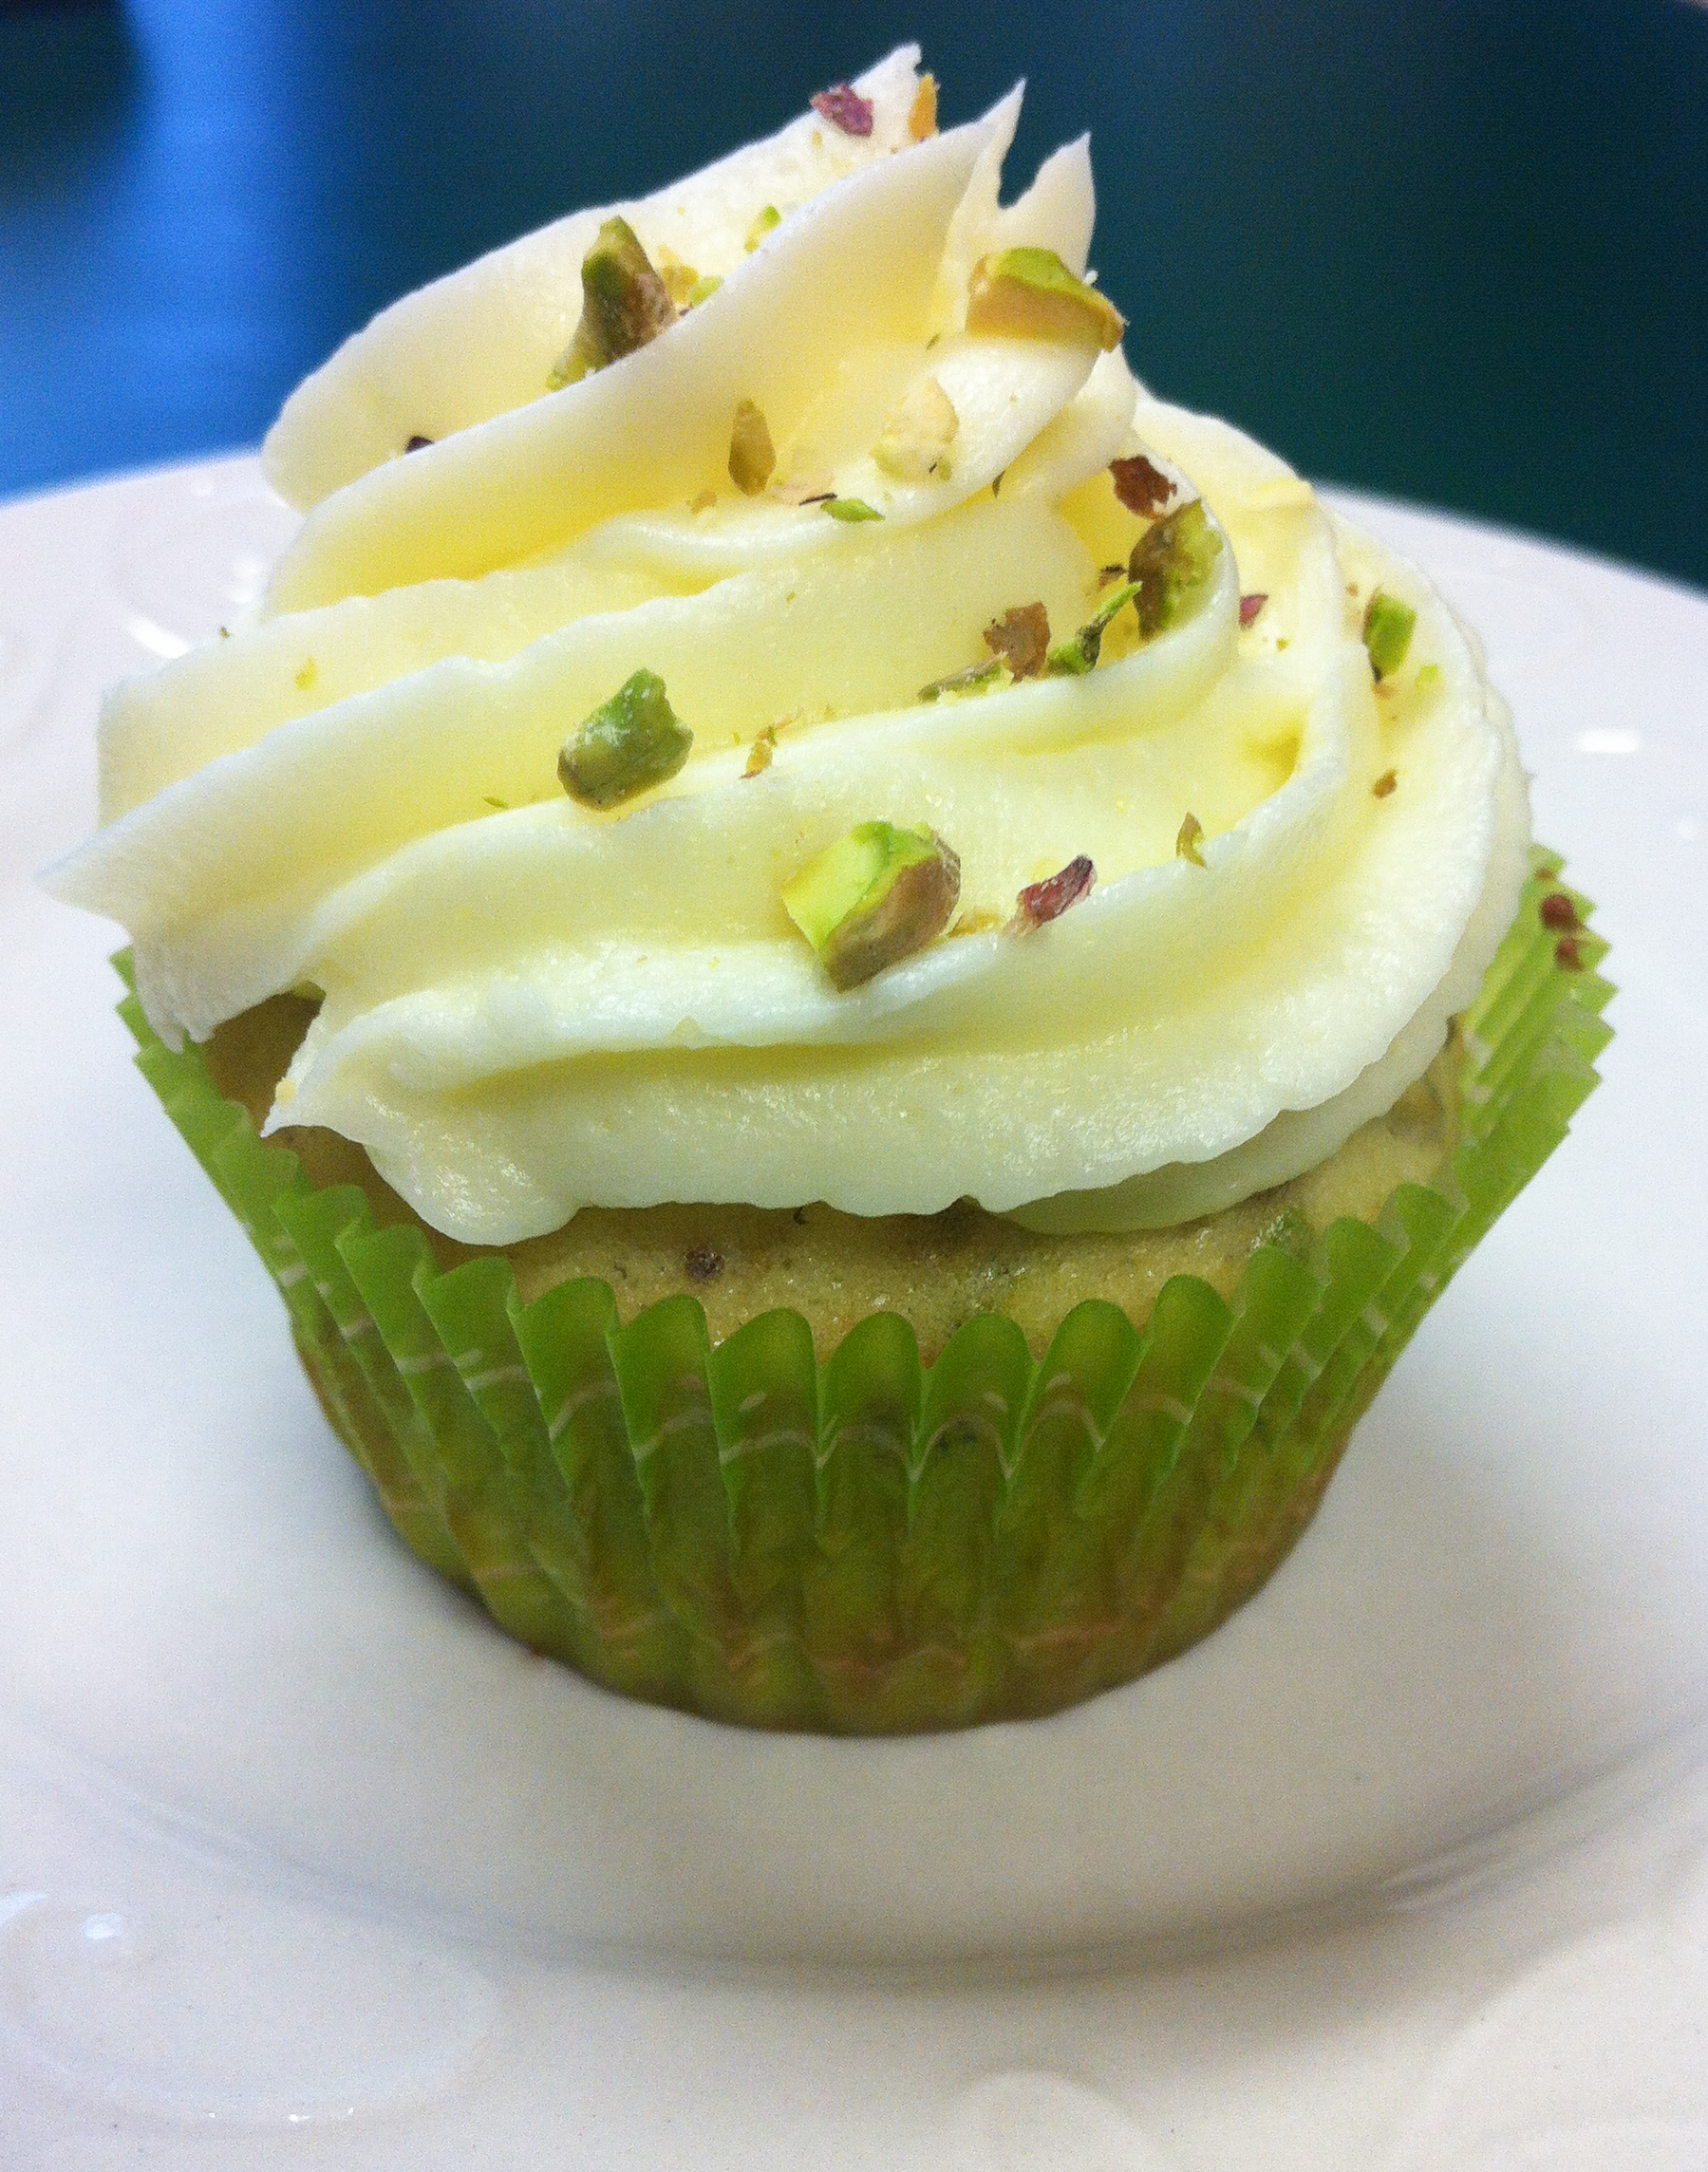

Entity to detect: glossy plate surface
[1,459,1704,2166]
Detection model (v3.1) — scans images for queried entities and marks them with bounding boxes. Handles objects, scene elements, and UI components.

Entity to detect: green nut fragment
[549,217,677,389]
[873,375,959,481]
[728,398,776,495]
[1046,579,1140,675]
[965,247,1125,352]
[1127,498,1223,636]
[653,245,701,307]
[919,656,1006,701]
[557,668,692,808]
[782,821,961,990]
[744,203,781,253]
[685,272,723,307]
[824,496,883,522]
[1362,589,1417,680]
[1176,812,1206,866]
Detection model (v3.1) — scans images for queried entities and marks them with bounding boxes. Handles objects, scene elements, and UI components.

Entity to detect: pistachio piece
[1372,768,1398,798]
[811,83,874,137]
[549,217,677,389]
[1362,590,1417,680]
[685,272,723,307]
[984,602,1051,679]
[1239,591,1268,627]
[873,375,959,480]
[653,245,702,307]
[1109,453,1173,516]
[744,203,781,253]
[919,657,1006,701]
[404,433,434,453]
[965,248,1124,352]
[727,398,776,495]
[1046,579,1139,674]
[908,73,938,140]
[783,821,961,990]
[823,496,883,522]
[558,668,692,808]
[1127,499,1223,636]
[743,723,778,777]
[1175,813,1206,866]
[1008,855,1094,933]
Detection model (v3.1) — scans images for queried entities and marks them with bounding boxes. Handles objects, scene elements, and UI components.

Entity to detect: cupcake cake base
[118,849,1608,1733]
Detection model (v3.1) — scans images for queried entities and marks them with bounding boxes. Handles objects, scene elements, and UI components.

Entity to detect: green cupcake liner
[116,846,1611,1732]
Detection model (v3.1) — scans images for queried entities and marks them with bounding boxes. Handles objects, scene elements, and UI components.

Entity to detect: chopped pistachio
[1372,768,1398,798]
[689,487,717,513]
[1098,563,1127,585]
[653,245,702,307]
[743,723,778,777]
[1046,579,1140,674]
[293,658,317,690]
[727,399,776,495]
[1239,591,1268,627]
[743,203,781,253]
[1416,662,1441,689]
[984,601,1051,679]
[920,657,1006,701]
[1110,453,1173,516]
[1008,855,1094,933]
[824,496,883,522]
[482,795,509,811]
[811,83,874,137]
[908,72,938,140]
[558,668,692,808]
[1362,590,1417,680]
[685,272,723,307]
[549,217,676,389]
[966,248,1124,352]
[1175,813,1206,866]
[948,907,1004,937]
[782,821,960,989]
[873,375,959,480]
[404,433,434,453]
[1127,499,1223,635]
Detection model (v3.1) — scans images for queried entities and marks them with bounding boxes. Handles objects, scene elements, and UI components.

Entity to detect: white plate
[1,458,1704,2169]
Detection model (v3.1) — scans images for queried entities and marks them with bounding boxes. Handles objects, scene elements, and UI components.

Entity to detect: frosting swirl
[47,47,1530,1245]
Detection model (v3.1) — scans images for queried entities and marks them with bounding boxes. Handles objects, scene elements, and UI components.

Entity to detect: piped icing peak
[47,60,1528,1245]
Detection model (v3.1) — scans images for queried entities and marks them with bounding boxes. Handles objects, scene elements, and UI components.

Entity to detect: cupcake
[45,48,1610,1732]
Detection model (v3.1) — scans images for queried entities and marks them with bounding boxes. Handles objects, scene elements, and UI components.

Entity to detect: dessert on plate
[45,47,1610,1732]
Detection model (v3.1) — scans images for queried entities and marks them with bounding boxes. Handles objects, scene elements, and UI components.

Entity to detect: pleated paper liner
[116,846,1610,1733]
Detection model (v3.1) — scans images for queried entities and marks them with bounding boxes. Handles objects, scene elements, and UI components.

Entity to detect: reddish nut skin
[1110,453,1173,516]
[811,84,873,135]
[984,602,1051,679]
[1239,591,1268,627]
[1010,854,1095,932]
[1555,935,1586,970]
[1540,891,1582,930]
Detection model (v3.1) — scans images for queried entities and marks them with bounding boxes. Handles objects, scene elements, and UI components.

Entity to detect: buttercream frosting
[47,47,1530,1245]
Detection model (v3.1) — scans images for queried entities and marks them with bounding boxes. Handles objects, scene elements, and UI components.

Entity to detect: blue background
[3,0,1705,588]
